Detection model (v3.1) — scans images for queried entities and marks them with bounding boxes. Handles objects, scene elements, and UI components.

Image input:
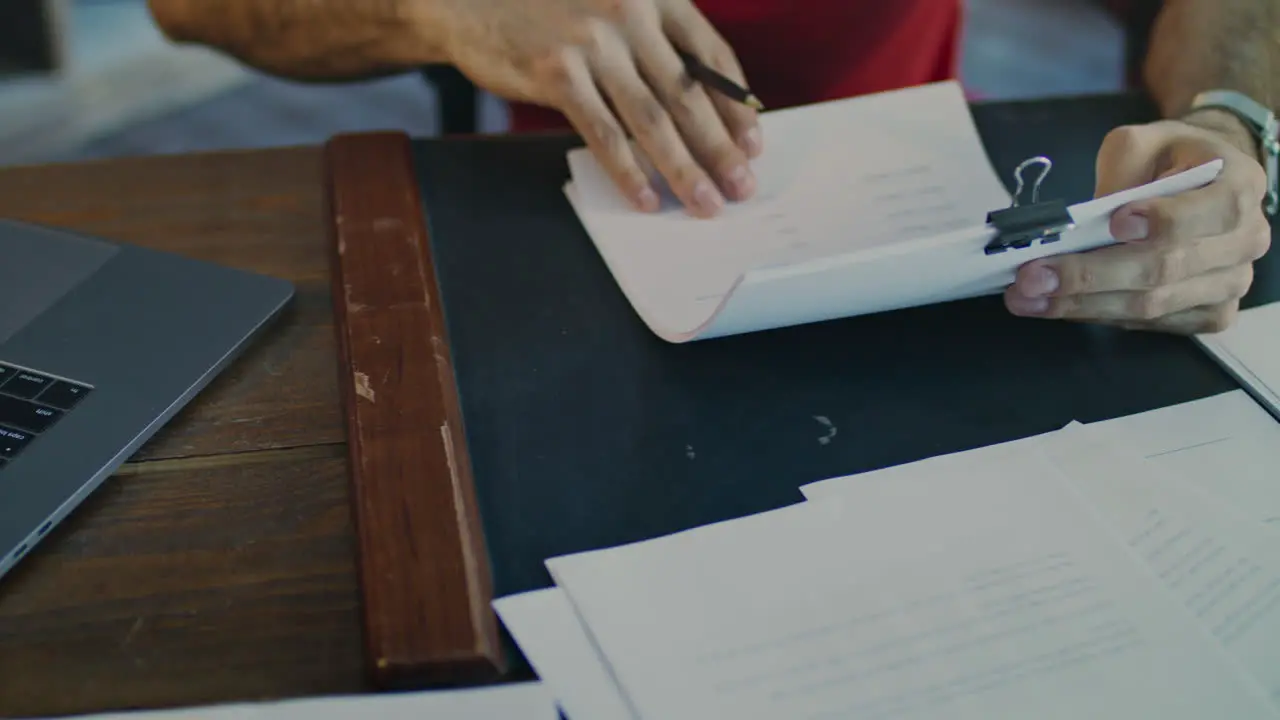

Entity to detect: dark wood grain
[0,449,367,717]
[0,149,345,460]
[0,147,367,718]
[325,132,503,689]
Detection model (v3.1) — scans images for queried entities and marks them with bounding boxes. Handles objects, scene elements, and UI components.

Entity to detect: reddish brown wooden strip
[324,131,503,689]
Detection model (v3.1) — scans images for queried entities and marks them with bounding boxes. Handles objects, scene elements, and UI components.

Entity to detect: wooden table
[0,147,369,717]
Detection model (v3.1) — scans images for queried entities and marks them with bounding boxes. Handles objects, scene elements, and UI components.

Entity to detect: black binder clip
[984,156,1076,255]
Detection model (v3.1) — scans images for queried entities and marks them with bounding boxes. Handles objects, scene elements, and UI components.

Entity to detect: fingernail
[635,187,659,212]
[726,164,756,200]
[1113,211,1149,242]
[693,180,723,214]
[1018,265,1059,297]
[739,127,763,157]
[1008,294,1050,315]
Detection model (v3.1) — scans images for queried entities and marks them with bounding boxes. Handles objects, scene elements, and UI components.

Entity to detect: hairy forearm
[1144,0,1278,118]
[147,0,451,80]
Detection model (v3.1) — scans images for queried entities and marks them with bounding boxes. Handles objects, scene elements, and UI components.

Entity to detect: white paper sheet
[799,402,1280,704]
[1196,301,1280,422]
[565,82,1009,336]
[801,390,1280,529]
[798,427,1054,501]
[564,80,1224,342]
[1085,390,1280,528]
[21,682,560,720]
[1040,423,1280,703]
[546,458,1274,719]
[494,587,635,720]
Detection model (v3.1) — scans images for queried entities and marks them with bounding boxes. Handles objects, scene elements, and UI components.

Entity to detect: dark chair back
[1103,0,1163,85]
[421,66,479,135]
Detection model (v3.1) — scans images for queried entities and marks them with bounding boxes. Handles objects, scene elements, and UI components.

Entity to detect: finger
[587,26,724,217]
[1103,128,1266,244]
[1006,262,1254,322]
[1112,302,1240,335]
[1093,122,1216,246]
[1128,179,1245,245]
[1014,216,1260,299]
[626,21,755,202]
[1149,132,1271,232]
[660,4,762,158]
[551,49,660,212]
[1094,124,1165,197]
[1164,122,1265,183]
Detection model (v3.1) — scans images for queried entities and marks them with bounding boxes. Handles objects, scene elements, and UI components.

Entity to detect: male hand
[435,0,761,217]
[1004,115,1272,333]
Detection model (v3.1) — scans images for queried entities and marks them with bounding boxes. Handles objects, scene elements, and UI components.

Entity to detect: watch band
[1190,89,1279,216]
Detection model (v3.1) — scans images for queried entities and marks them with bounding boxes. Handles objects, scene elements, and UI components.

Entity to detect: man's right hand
[431,0,762,217]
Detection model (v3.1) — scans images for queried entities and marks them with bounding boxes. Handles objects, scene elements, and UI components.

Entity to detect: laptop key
[37,380,90,410]
[0,426,32,457]
[0,395,60,433]
[2,371,52,399]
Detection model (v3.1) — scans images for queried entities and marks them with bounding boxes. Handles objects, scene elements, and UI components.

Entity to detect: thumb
[1093,123,1171,198]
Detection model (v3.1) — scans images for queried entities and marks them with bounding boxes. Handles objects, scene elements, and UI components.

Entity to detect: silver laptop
[0,218,294,580]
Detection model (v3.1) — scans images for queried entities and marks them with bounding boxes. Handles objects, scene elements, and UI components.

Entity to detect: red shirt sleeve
[508,0,963,133]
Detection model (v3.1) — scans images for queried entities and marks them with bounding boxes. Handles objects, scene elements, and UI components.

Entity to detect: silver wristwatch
[1189,89,1279,216]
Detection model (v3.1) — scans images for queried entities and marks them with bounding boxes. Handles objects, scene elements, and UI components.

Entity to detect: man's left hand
[1004,116,1272,334]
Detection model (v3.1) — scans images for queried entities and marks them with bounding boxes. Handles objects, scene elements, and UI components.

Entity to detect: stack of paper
[563,81,1224,342]
[20,682,559,720]
[494,388,1280,719]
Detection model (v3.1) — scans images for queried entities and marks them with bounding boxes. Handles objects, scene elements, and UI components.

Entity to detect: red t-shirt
[509,0,964,132]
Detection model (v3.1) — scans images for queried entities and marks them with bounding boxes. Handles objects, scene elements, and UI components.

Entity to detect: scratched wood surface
[0,148,369,718]
[326,132,504,689]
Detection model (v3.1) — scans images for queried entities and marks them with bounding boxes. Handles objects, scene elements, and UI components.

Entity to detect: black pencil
[676,49,764,111]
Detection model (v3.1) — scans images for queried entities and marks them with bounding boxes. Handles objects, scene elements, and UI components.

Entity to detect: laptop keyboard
[0,363,92,470]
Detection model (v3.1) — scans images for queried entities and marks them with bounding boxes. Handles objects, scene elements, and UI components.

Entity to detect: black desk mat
[412,93,1279,676]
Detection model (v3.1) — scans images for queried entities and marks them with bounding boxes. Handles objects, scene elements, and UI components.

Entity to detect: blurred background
[0,0,1128,168]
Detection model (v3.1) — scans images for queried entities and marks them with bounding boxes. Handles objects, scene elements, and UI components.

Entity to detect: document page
[800,406,1280,705]
[1196,301,1280,422]
[21,683,560,720]
[802,390,1280,529]
[494,587,635,720]
[546,457,1274,719]
[799,429,1050,501]
[564,81,1012,341]
[1040,423,1280,703]
[1085,390,1280,527]
[564,78,1223,342]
